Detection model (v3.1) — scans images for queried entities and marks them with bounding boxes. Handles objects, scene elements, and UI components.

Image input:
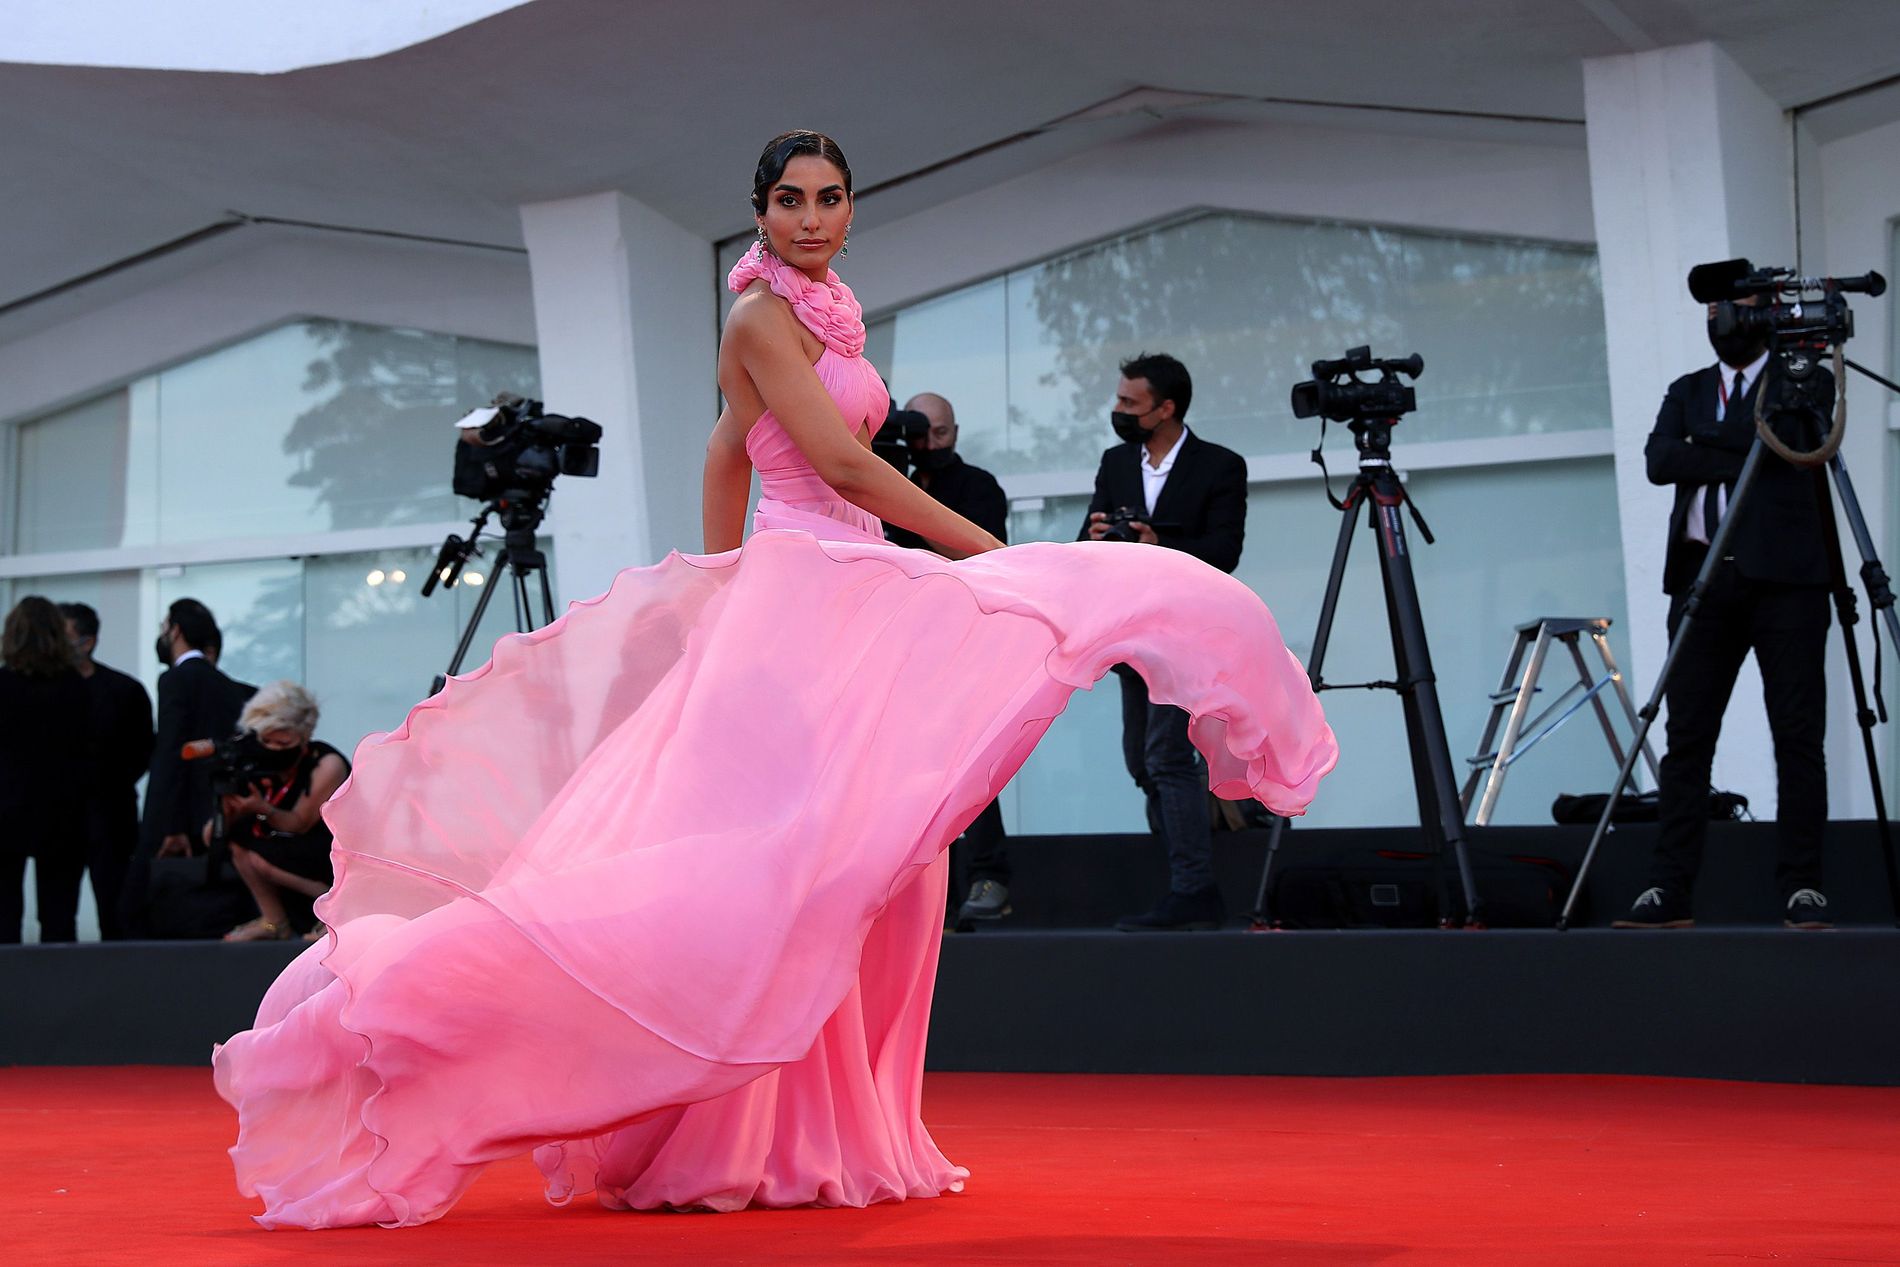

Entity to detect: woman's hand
[225,785,271,820]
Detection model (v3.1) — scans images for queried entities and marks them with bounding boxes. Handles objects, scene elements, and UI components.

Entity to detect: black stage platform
[5,823,1898,1083]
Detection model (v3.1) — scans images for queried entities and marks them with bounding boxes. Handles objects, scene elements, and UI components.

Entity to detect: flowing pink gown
[211,243,1338,1229]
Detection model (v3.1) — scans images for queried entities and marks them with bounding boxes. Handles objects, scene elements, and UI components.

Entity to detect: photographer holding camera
[215,681,350,942]
[882,393,1016,923]
[1080,352,1248,930]
[1615,293,1835,930]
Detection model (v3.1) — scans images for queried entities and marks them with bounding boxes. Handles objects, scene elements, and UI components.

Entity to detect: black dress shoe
[1114,888,1226,931]
[1611,886,1695,929]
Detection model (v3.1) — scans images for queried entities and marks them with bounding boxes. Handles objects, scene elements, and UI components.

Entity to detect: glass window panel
[987,461,1628,832]
[1001,493,1147,833]
[4,570,145,678]
[13,391,130,553]
[883,279,1010,473]
[153,321,538,543]
[998,214,1609,474]
[302,542,554,755]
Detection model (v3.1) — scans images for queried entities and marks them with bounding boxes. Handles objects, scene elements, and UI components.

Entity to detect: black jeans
[958,799,1010,886]
[1119,669,1214,895]
[1652,563,1829,899]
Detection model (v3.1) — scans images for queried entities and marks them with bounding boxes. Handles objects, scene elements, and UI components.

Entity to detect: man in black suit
[1079,352,1248,931]
[60,603,153,940]
[120,599,255,936]
[884,392,1017,925]
[1616,299,1834,930]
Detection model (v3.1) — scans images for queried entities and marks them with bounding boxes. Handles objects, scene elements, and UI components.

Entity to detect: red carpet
[3,1068,1896,1265]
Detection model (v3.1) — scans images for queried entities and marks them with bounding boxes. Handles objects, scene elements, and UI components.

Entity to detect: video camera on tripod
[421,393,603,691]
[1688,258,1885,349]
[1290,346,1424,425]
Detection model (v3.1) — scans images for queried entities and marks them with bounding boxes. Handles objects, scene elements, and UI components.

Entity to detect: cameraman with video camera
[1080,353,1248,931]
[1615,290,1835,931]
[882,393,1016,924]
[214,681,350,942]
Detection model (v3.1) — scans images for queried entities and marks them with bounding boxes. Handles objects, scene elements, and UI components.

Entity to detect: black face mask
[1707,315,1766,368]
[912,448,956,474]
[155,633,175,668]
[1111,410,1150,445]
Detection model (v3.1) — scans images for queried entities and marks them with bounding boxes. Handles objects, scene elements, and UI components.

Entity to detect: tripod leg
[512,567,532,634]
[1370,490,1482,925]
[1826,455,1900,659]
[1559,434,1774,928]
[538,564,558,629]
[1250,487,1365,927]
[442,549,509,683]
[1816,461,1900,924]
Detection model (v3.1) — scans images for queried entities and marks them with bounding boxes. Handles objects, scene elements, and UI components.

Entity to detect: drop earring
[841,226,850,257]
[756,225,770,256]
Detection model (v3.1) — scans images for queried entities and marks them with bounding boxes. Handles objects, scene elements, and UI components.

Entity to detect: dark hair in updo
[750,131,853,214]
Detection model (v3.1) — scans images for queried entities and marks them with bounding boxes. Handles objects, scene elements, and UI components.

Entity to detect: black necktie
[1704,369,1745,541]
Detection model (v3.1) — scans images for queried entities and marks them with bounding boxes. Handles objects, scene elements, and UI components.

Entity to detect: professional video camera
[873,401,930,473]
[1290,347,1423,424]
[1688,258,1886,351]
[451,393,602,503]
[180,731,303,845]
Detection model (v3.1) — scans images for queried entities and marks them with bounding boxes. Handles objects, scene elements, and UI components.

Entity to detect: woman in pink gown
[212,130,1338,1230]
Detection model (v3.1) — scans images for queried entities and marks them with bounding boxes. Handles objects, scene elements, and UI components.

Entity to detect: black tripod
[1559,347,1900,927]
[1248,416,1484,927]
[422,490,557,694]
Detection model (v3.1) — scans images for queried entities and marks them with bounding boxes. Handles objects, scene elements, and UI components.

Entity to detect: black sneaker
[957,879,1011,923]
[1611,886,1695,929]
[1785,888,1833,930]
[1114,887,1226,932]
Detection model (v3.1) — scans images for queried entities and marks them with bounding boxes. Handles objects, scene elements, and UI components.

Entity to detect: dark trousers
[1119,670,1214,895]
[87,836,133,941]
[1653,564,1829,899]
[0,847,86,943]
[958,799,1010,886]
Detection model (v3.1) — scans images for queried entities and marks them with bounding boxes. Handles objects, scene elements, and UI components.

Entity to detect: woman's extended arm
[703,406,752,553]
[260,754,350,836]
[725,295,1005,557]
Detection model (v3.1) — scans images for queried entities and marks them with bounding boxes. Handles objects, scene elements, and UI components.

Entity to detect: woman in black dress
[216,680,350,942]
[0,596,92,942]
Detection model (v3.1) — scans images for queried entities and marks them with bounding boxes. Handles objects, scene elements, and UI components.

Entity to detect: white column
[1583,41,1796,815]
[519,192,719,605]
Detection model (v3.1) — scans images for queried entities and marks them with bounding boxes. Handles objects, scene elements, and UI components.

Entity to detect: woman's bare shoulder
[724,282,794,342]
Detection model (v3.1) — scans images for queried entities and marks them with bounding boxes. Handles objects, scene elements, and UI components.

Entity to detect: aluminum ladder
[1460,616,1660,826]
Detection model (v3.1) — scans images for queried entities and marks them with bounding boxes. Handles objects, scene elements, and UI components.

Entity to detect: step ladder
[1460,616,1660,827]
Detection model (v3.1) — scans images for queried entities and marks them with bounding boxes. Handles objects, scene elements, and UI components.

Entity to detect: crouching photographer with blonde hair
[210,681,350,943]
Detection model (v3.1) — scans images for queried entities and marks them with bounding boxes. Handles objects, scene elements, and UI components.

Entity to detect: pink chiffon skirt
[211,498,1337,1229]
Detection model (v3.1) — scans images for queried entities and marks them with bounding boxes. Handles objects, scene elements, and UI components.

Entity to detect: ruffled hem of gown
[212,528,1336,1228]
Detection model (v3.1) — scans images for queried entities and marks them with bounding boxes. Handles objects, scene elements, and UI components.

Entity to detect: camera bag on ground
[142,853,258,939]
[1270,848,1572,928]
[1550,789,1748,825]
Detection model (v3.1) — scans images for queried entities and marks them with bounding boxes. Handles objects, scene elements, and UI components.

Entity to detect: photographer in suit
[120,599,256,936]
[1080,352,1248,931]
[885,392,1016,924]
[1615,297,1835,930]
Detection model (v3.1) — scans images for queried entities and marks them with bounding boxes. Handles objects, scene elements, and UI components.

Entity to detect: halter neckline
[726,241,866,359]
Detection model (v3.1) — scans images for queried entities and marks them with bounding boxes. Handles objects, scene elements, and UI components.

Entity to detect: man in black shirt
[60,603,153,940]
[885,393,1015,924]
[1080,352,1248,931]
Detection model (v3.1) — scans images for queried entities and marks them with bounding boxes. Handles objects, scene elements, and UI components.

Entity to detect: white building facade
[5,4,1900,932]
